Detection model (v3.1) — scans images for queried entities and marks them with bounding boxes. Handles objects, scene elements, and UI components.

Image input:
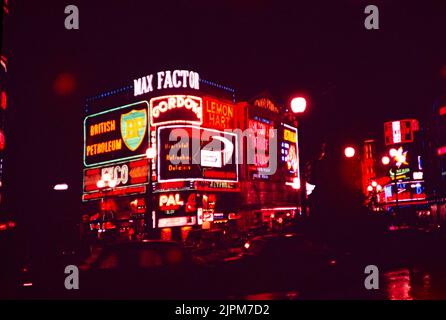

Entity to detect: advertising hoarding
[157,125,238,183]
[84,101,149,167]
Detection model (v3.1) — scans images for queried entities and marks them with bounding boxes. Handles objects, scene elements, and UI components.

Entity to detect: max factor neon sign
[134,70,200,97]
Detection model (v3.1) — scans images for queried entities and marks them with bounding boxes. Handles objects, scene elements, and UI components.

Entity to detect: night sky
[3,1,446,249]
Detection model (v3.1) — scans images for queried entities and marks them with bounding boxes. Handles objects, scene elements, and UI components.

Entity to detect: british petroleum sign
[84,101,149,167]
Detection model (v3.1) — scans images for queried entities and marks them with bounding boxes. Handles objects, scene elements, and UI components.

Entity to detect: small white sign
[201,150,222,168]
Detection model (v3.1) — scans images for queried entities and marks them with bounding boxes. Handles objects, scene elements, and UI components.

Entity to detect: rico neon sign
[134,70,200,97]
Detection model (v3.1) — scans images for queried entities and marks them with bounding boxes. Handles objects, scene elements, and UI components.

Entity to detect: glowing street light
[96,180,105,189]
[382,156,390,166]
[376,185,383,192]
[367,185,374,192]
[146,147,156,159]
[290,97,307,114]
[344,146,356,158]
[389,148,398,157]
[371,181,378,188]
[102,173,112,182]
[108,179,117,188]
[53,183,69,191]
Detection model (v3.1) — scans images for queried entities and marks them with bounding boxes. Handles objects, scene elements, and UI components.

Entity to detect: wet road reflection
[384,269,413,300]
[383,267,444,300]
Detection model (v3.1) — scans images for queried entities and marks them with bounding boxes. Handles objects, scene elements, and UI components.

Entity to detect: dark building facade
[426,97,446,224]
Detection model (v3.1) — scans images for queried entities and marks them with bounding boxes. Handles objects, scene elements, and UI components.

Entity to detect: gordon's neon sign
[150,95,202,126]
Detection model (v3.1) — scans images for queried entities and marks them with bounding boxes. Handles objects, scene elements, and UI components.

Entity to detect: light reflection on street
[384,269,413,300]
[384,268,434,300]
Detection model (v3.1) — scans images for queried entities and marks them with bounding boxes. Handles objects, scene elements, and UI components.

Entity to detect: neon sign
[202,96,235,130]
[253,98,280,113]
[438,146,446,156]
[150,95,202,126]
[384,119,419,146]
[83,158,149,193]
[389,168,411,180]
[157,125,238,183]
[282,124,301,189]
[158,216,196,228]
[84,101,149,167]
[248,118,275,179]
[159,193,184,211]
[134,70,200,97]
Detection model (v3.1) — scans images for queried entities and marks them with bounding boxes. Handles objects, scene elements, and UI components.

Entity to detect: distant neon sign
[158,216,196,228]
[438,146,446,156]
[253,98,280,113]
[282,124,301,189]
[384,119,419,146]
[248,118,275,179]
[440,106,446,116]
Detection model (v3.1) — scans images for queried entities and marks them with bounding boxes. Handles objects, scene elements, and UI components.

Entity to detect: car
[217,233,339,298]
[185,229,244,264]
[76,240,209,299]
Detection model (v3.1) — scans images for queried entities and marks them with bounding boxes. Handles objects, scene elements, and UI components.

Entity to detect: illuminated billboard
[248,117,276,179]
[384,119,419,146]
[84,101,149,167]
[83,158,149,193]
[202,96,235,130]
[157,125,238,182]
[150,95,202,126]
[281,124,301,189]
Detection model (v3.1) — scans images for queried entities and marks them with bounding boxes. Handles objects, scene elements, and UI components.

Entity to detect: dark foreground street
[4,219,446,300]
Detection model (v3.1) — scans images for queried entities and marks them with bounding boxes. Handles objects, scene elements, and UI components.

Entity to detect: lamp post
[146,147,156,238]
[96,174,118,240]
[289,96,307,216]
[366,181,382,211]
[344,146,356,159]
[381,148,406,216]
[96,175,117,212]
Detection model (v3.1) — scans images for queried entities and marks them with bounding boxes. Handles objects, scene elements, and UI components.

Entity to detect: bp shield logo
[121,109,147,151]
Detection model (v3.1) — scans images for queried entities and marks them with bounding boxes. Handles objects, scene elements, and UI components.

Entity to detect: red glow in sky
[53,72,76,96]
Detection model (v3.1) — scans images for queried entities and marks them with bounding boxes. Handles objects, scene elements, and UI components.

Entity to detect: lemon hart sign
[84,101,149,167]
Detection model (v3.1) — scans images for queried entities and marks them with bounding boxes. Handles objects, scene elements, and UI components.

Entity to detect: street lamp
[146,147,156,159]
[344,146,356,158]
[367,182,383,211]
[145,147,157,238]
[95,175,119,239]
[382,149,405,216]
[96,176,118,212]
[290,97,307,114]
[289,96,307,216]
[53,183,69,191]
